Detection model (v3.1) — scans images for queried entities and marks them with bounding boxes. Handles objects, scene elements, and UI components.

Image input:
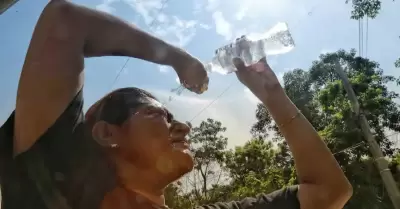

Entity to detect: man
[0,1,352,209]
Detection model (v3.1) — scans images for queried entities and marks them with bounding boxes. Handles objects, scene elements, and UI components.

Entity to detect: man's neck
[115,157,167,207]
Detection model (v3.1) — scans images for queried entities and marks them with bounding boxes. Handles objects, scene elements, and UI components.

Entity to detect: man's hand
[173,53,209,94]
[233,57,281,101]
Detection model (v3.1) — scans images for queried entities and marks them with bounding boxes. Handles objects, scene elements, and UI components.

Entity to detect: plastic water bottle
[205,22,295,74]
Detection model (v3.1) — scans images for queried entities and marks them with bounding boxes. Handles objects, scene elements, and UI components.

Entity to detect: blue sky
[1,0,400,147]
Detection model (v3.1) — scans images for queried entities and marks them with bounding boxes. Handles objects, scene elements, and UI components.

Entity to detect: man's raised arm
[14,0,199,155]
[234,58,353,209]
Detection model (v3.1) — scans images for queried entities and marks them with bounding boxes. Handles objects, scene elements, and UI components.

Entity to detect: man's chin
[173,148,194,172]
[156,149,194,176]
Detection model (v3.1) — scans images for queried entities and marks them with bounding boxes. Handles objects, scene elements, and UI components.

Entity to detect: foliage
[224,139,295,199]
[395,57,400,68]
[165,184,195,209]
[344,0,399,69]
[345,0,382,19]
[187,118,228,201]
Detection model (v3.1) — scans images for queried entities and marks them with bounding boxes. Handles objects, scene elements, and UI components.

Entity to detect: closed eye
[166,111,174,123]
[143,106,173,123]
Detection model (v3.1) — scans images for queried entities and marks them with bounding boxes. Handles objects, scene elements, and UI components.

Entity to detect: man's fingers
[184,77,209,94]
[200,76,209,93]
[232,58,246,72]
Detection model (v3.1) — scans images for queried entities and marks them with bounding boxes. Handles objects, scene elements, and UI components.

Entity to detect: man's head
[85,87,193,183]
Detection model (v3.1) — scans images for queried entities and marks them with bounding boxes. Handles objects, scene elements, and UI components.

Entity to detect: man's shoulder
[196,186,300,209]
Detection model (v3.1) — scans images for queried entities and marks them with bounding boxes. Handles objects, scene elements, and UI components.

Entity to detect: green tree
[343,0,399,69]
[345,0,383,19]
[188,118,228,202]
[309,50,400,209]
[224,139,295,199]
[164,183,194,209]
[310,49,400,156]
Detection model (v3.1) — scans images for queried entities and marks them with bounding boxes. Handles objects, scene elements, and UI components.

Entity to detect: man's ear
[92,121,118,147]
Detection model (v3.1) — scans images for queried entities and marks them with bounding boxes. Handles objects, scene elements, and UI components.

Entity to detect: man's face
[115,96,194,179]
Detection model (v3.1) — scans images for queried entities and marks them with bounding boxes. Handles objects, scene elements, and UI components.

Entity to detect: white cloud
[234,6,248,21]
[193,0,203,15]
[124,0,211,47]
[202,0,312,46]
[96,4,115,13]
[212,11,232,40]
[244,88,260,105]
[125,0,165,25]
[96,0,210,49]
[234,0,308,20]
[150,17,199,47]
[206,0,221,11]
[158,65,171,73]
[156,13,169,23]
[96,0,118,13]
[199,23,212,30]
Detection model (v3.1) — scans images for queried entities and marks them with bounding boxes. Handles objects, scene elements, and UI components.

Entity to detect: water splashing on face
[168,85,185,102]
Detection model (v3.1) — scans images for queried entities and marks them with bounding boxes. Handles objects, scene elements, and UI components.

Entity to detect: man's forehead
[126,95,164,108]
[148,98,163,108]
[86,92,166,119]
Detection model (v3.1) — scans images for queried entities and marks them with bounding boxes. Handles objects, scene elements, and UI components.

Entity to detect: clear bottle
[205,22,295,74]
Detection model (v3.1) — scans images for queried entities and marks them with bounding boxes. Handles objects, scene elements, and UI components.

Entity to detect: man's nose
[170,120,191,136]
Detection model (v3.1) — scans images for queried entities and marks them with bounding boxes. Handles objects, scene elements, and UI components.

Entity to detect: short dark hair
[85,87,157,127]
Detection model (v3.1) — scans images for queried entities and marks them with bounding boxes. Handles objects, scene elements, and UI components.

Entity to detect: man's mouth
[170,139,190,149]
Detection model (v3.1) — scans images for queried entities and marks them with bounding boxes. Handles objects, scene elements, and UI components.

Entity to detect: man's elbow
[40,0,78,40]
[326,179,353,208]
[43,0,74,19]
[335,180,353,202]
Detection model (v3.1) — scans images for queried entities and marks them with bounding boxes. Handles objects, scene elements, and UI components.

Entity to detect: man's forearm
[47,0,187,67]
[259,87,351,192]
